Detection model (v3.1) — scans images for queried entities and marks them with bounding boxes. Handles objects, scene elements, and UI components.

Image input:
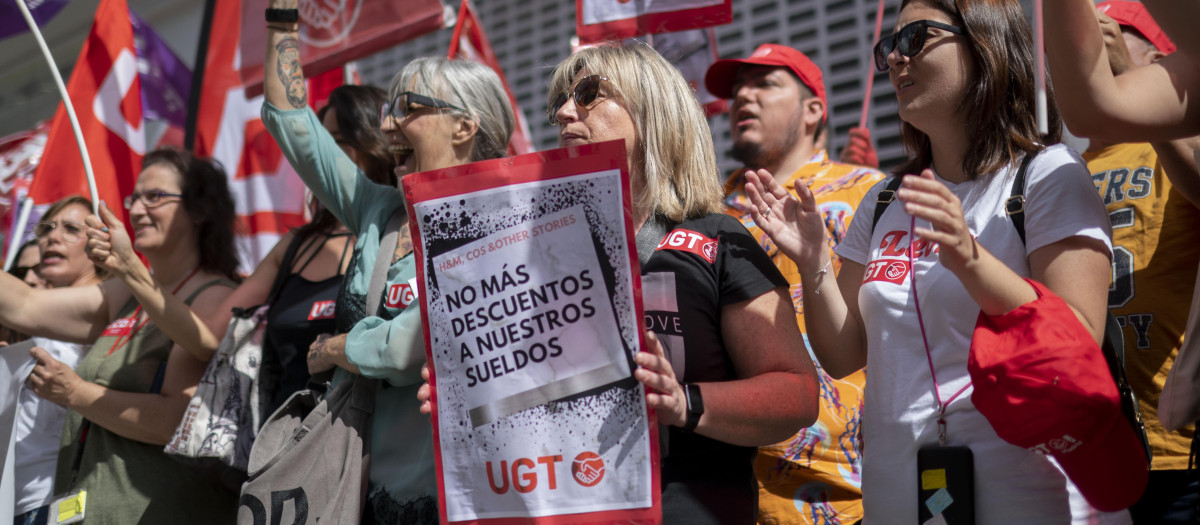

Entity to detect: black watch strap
[265,8,300,23]
[681,383,704,432]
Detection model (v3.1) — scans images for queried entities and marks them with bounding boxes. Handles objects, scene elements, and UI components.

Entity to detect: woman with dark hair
[0,148,240,523]
[11,239,45,289]
[746,0,1116,521]
[88,84,396,414]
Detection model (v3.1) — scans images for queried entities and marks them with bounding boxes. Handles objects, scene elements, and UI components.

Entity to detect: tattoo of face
[275,37,307,108]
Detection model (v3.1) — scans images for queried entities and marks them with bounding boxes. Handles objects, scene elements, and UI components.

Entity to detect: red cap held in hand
[968,279,1147,511]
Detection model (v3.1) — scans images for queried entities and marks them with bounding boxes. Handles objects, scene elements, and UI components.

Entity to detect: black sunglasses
[380,92,464,122]
[546,75,611,126]
[873,19,966,72]
[11,264,38,281]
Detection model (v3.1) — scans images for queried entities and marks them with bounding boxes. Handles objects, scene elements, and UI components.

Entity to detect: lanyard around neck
[105,266,202,357]
[909,215,971,446]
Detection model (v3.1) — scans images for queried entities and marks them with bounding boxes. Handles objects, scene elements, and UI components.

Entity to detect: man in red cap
[1083,3,1200,522]
[707,43,884,525]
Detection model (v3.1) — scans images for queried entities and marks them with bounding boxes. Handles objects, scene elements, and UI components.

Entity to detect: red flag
[449,0,535,155]
[194,0,308,273]
[30,0,143,226]
[237,0,444,97]
[576,0,732,43]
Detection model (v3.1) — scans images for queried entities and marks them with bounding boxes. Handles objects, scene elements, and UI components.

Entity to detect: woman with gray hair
[261,1,514,520]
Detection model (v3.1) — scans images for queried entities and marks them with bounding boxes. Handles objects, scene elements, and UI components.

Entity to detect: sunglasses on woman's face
[546,75,611,126]
[873,19,967,72]
[379,92,464,123]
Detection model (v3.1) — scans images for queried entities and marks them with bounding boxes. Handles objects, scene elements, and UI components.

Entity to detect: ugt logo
[571,451,605,487]
[484,451,607,494]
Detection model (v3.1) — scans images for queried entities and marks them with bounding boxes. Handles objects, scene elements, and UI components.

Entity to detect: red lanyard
[909,215,971,445]
[106,266,201,357]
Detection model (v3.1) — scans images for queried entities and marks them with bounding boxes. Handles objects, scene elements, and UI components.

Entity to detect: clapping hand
[744,169,831,274]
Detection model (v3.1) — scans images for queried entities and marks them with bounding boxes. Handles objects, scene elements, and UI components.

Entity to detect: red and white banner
[577,0,732,43]
[0,125,47,254]
[449,0,535,156]
[404,140,659,523]
[237,0,443,97]
[193,0,308,273]
[651,29,727,117]
[30,0,143,227]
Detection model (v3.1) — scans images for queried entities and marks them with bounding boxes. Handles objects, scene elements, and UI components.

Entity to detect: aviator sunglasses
[380,92,464,123]
[873,19,966,72]
[546,75,611,126]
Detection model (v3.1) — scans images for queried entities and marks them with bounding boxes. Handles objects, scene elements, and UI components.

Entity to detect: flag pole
[860,0,888,129]
[184,0,217,152]
[3,198,34,271]
[14,0,99,214]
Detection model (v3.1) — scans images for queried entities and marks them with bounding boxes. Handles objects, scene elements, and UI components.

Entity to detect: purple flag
[0,0,69,40]
[130,10,191,129]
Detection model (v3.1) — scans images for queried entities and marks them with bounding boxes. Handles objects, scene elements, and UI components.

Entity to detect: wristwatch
[681,383,704,432]
[265,8,300,23]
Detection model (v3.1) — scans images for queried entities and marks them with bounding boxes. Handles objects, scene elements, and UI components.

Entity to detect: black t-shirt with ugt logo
[641,212,787,524]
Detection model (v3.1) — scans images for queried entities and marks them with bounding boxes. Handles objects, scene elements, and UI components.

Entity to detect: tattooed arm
[264,0,307,110]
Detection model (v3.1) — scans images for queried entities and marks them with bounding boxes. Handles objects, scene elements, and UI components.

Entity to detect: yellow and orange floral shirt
[724,150,885,525]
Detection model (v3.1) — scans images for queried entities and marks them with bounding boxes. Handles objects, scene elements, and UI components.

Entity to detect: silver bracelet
[805,261,832,295]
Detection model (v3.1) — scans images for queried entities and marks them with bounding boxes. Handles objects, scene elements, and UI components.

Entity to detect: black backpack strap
[1009,148,1151,466]
[871,176,906,234]
[264,232,307,307]
[1007,152,1037,245]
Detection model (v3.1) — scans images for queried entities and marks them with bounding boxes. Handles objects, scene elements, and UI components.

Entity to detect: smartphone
[916,446,974,524]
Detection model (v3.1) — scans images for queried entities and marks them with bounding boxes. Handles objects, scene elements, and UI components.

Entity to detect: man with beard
[707,44,885,525]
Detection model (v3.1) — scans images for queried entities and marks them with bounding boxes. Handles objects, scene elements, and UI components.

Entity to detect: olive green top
[54,279,238,524]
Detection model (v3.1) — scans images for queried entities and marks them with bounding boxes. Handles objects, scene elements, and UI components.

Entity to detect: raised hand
[896,169,975,274]
[84,203,140,278]
[744,169,830,273]
[839,127,879,168]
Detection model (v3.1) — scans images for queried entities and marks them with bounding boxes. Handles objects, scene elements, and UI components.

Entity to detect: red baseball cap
[968,279,1147,512]
[1097,1,1176,55]
[704,44,827,121]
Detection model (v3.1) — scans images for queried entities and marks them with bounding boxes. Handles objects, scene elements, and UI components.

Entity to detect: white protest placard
[403,140,660,524]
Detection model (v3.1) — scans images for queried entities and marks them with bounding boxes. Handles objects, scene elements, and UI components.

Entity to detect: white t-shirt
[13,337,87,515]
[836,145,1113,524]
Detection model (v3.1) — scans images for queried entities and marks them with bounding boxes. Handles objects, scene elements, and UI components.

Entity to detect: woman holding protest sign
[0,148,241,523]
[480,42,818,524]
[745,0,1128,521]
[258,1,515,519]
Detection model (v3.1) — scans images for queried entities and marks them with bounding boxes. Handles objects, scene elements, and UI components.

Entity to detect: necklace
[105,266,202,357]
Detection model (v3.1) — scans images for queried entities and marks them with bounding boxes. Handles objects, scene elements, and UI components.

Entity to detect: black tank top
[263,232,350,412]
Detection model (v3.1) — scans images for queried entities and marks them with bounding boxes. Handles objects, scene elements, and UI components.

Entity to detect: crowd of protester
[2,0,1198,523]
